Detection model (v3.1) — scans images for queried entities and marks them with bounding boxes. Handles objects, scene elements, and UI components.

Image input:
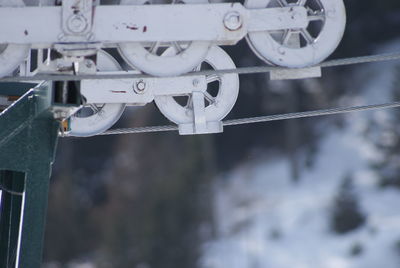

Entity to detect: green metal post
[0,171,25,268]
[0,82,80,268]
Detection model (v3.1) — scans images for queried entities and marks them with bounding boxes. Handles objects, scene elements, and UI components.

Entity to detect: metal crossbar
[1,51,400,82]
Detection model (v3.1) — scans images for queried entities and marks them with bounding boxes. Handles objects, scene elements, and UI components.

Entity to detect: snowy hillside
[200,41,400,268]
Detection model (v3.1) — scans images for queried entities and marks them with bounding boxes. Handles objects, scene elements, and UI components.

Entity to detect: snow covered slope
[201,41,400,268]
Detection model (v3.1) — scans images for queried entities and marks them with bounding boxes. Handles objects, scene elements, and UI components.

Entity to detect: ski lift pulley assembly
[0,0,346,136]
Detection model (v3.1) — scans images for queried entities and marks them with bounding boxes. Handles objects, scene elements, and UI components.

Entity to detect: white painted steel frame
[81,74,208,105]
[0,4,307,45]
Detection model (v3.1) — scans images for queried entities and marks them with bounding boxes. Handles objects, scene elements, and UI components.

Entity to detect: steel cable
[89,101,400,136]
[2,51,400,82]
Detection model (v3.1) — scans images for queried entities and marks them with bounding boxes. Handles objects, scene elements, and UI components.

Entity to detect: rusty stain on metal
[126,25,139,30]
[143,26,147,33]
[8,96,20,101]
[62,119,69,131]
[110,90,127,93]
[126,26,138,30]
[24,30,28,36]
[122,23,139,30]
[71,5,79,14]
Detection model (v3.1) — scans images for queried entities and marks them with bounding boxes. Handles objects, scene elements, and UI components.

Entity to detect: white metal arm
[0,4,307,45]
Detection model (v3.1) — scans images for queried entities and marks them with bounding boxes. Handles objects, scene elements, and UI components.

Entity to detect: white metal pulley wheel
[118,0,211,77]
[155,46,239,125]
[68,51,126,137]
[245,0,346,68]
[0,0,30,78]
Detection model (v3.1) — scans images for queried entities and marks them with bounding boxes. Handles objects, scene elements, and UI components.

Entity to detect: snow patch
[201,41,400,268]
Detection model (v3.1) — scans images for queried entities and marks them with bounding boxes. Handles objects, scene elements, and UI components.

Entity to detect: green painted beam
[0,171,24,268]
[0,83,37,97]
[0,81,79,268]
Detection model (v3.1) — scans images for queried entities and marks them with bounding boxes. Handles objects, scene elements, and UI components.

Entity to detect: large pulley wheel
[118,0,211,77]
[155,46,239,125]
[0,0,30,78]
[68,51,126,137]
[245,0,346,67]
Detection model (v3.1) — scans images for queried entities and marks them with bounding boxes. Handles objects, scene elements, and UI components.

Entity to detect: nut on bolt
[67,15,88,33]
[85,59,94,68]
[134,80,147,94]
[223,11,243,31]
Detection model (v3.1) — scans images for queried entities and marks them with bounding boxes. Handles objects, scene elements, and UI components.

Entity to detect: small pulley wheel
[68,51,126,137]
[245,0,346,67]
[0,0,30,78]
[118,0,211,77]
[154,46,239,125]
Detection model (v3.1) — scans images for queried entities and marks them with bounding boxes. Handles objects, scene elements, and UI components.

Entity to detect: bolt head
[223,12,242,31]
[134,80,146,94]
[137,81,146,91]
[67,15,88,33]
[85,60,93,68]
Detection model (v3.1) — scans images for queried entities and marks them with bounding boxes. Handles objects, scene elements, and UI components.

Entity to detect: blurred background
[40,0,400,267]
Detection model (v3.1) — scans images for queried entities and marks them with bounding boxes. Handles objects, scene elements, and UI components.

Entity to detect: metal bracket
[80,73,208,105]
[60,0,94,42]
[178,91,223,135]
[270,66,322,80]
